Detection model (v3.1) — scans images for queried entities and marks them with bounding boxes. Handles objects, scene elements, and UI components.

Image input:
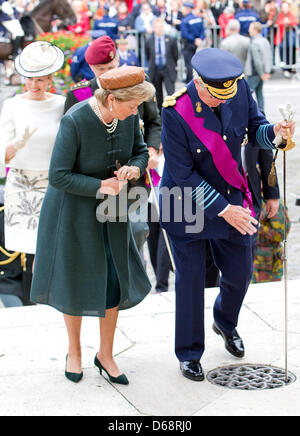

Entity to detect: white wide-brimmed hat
[15,41,64,78]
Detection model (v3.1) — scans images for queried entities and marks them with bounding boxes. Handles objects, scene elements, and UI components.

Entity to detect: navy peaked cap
[192,48,243,83]
[191,48,244,99]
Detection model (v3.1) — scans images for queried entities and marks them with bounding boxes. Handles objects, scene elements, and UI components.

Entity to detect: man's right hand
[147,146,160,170]
[221,205,258,235]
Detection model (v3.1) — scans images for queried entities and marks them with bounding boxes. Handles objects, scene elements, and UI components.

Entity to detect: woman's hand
[99,177,128,196]
[114,165,140,181]
[5,145,17,163]
[221,205,258,235]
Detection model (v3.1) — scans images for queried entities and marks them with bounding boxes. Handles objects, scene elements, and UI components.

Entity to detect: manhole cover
[207,364,296,390]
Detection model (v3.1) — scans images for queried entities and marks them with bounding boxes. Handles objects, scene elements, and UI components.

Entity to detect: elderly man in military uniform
[65,35,161,254]
[160,48,295,381]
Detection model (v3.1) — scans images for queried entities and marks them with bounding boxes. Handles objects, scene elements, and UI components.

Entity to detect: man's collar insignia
[196,101,202,113]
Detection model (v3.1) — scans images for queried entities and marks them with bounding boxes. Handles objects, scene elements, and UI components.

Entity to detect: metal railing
[124,24,300,82]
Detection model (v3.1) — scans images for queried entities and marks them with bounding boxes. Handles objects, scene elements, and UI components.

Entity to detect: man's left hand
[265,198,279,218]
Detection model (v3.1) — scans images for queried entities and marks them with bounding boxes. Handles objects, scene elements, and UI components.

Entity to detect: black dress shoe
[180,360,205,382]
[94,354,129,385]
[65,355,83,383]
[213,323,245,358]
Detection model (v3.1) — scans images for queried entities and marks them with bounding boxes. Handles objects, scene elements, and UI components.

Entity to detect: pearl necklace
[91,97,118,134]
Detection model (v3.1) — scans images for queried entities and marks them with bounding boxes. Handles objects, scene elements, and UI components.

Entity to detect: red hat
[85,36,116,66]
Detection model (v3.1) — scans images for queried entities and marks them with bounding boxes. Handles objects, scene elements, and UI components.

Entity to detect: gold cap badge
[223,80,234,88]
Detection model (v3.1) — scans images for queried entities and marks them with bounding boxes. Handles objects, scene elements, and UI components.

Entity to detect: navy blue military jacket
[71,44,95,82]
[160,79,276,242]
[180,13,205,43]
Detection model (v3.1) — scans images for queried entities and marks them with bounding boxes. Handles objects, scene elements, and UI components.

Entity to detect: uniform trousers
[147,203,172,292]
[152,66,176,112]
[169,235,253,362]
[247,75,264,112]
[182,43,196,84]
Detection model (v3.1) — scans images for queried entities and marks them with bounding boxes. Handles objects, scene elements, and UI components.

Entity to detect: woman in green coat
[30,67,155,385]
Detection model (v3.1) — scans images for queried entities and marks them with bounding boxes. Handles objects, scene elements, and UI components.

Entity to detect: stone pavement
[0,279,299,417]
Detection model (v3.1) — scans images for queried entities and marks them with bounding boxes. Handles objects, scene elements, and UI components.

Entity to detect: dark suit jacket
[145,34,178,83]
[245,145,280,217]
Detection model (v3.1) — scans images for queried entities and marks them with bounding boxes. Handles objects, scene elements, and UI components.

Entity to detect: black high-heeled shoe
[94,354,129,385]
[65,354,83,383]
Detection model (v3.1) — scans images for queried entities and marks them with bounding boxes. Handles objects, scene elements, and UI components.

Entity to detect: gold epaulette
[162,87,187,108]
[71,81,91,91]
[0,245,27,271]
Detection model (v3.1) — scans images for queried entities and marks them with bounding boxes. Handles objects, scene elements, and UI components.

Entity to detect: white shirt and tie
[155,35,166,69]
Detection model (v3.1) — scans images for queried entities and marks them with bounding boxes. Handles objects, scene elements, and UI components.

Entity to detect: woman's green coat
[30,100,151,317]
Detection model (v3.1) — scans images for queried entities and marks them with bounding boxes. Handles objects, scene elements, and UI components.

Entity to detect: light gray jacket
[220,33,250,68]
[245,34,273,77]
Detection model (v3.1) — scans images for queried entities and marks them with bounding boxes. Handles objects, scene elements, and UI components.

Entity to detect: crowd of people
[1,1,300,74]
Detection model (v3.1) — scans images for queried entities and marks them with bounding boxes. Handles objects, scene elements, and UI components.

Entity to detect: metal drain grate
[207,364,296,390]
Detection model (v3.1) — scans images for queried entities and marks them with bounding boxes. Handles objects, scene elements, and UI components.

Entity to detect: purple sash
[145,168,161,188]
[174,94,255,216]
[73,86,93,102]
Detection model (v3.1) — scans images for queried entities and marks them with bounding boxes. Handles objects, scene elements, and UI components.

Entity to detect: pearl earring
[109,106,112,112]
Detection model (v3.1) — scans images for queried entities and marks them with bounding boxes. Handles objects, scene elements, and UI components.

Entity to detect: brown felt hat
[99,66,145,90]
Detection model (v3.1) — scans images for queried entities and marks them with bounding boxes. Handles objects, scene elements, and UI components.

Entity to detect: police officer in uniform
[64,36,161,253]
[235,0,260,37]
[92,4,119,41]
[180,2,205,83]
[160,48,295,381]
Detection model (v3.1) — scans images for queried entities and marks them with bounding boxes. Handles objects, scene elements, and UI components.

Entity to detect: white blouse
[0,93,65,171]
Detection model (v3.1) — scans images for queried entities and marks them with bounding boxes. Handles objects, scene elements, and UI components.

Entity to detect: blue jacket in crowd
[71,43,95,82]
[93,15,119,40]
[180,13,205,44]
[235,8,260,36]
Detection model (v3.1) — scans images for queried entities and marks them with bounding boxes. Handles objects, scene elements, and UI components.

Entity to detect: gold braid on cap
[197,74,245,100]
